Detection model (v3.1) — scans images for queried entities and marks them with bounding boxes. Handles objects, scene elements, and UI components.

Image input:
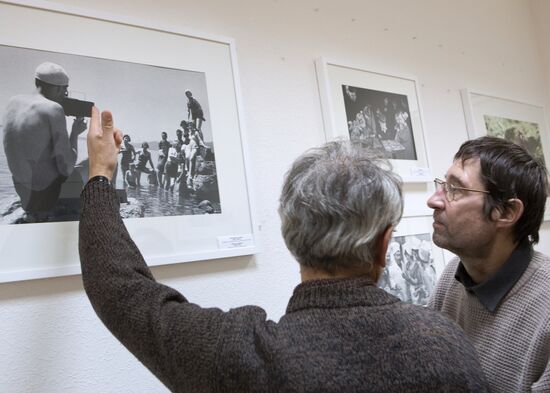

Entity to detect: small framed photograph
[0,0,258,282]
[379,216,446,306]
[461,89,550,220]
[315,58,431,182]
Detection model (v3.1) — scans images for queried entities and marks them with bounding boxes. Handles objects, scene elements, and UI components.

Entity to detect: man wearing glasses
[427,136,550,392]
[80,110,490,392]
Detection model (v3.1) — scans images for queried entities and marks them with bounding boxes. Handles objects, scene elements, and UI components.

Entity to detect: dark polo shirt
[454,246,533,312]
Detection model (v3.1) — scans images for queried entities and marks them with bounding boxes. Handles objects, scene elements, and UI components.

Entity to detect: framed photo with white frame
[460,89,550,220]
[0,0,258,282]
[315,58,431,182]
[379,215,446,306]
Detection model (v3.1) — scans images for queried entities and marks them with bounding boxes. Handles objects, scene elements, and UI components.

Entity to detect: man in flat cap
[3,61,87,218]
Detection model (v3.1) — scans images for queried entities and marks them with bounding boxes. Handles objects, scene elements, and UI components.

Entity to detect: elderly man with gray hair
[79,108,488,392]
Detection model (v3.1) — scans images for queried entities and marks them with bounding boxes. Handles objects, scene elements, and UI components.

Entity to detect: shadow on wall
[0,255,257,301]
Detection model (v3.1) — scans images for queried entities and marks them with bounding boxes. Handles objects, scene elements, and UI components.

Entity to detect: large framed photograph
[315,58,431,182]
[0,0,258,282]
[461,89,550,220]
[379,216,446,306]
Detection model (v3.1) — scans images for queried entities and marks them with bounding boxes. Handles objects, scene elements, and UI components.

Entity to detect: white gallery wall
[531,0,550,131]
[1,0,549,391]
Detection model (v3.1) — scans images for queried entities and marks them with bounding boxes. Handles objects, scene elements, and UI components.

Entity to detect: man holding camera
[3,61,87,215]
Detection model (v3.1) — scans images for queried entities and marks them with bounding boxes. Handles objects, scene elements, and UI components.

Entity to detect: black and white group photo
[379,233,437,306]
[0,44,221,224]
[342,84,417,160]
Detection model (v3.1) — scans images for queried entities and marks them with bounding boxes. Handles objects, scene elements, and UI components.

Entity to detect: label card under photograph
[217,234,254,250]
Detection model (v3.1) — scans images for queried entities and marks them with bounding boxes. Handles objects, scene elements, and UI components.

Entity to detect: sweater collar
[454,245,532,312]
[286,277,399,313]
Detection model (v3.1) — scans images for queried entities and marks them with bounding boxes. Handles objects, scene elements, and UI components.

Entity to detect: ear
[375,225,394,268]
[492,198,524,228]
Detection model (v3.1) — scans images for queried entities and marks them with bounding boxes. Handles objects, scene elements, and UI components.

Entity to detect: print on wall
[0,44,220,225]
[378,216,446,306]
[483,115,546,167]
[0,1,256,283]
[380,233,435,306]
[461,89,550,219]
[342,85,417,160]
[316,58,430,181]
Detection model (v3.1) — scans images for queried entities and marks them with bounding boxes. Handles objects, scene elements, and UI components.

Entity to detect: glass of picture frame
[460,89,550,220]
[315,58,431,183]
[0,0,258,282]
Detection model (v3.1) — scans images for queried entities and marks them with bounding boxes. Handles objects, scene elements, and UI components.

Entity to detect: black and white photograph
[316,60,430,180]
[0,44,221,225]
[342,85,417,160]
[0,2,256,282]
[379,233,439,306]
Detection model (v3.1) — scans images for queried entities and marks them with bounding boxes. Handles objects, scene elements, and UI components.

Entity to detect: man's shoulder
[390,302,479,352]
[531,251,550,271]
[519,250,550,297]
[427,257,463,310]
[435,257,460,288]
[4,94,64,133]
[9,94,64,116]
[5,94,33,112]
[399,301,460,327]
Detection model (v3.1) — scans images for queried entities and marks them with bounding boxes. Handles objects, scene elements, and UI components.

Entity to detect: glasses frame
[434,178,490,202]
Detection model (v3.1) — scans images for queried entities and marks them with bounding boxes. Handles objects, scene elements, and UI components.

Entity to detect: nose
[427,189,445,210]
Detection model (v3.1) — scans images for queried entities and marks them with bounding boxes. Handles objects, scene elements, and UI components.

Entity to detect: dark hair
[455,136,547,246]
[35,78,68,93]
[35,78,52,89]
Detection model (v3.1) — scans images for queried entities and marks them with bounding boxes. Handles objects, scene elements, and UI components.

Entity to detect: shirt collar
[454,245,533,312]
[286,277,399,314]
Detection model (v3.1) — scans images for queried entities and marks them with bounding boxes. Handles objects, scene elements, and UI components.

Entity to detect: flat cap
[35,62,69,86]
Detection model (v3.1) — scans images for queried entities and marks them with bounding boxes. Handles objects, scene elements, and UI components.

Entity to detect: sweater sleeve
[78,181,224,393]
[531,320,550,392]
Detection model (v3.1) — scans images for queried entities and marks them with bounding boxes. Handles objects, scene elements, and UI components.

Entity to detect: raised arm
[79,108,225,392]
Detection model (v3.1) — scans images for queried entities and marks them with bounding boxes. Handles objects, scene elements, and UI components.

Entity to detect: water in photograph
[0,127,19,210]
[0,129,221,223]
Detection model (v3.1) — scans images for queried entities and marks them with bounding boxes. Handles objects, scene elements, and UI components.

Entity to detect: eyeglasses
[434,178,489,202]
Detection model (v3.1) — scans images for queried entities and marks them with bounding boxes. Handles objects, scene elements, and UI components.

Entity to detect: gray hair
[279,140,403,273]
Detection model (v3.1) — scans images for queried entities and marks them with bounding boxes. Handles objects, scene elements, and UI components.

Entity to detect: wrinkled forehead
[446,157,484,188]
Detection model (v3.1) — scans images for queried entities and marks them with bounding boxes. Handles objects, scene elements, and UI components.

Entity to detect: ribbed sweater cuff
[80,180,120,214]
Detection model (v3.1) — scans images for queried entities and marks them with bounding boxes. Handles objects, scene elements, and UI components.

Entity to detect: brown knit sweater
[429,255,550,393]
[79,181,489,392]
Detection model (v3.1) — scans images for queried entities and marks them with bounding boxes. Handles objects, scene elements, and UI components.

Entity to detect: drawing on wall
[342,85,417,160]
[379,233,436,306]
[483,114,546,167]
[0,44,220,225]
